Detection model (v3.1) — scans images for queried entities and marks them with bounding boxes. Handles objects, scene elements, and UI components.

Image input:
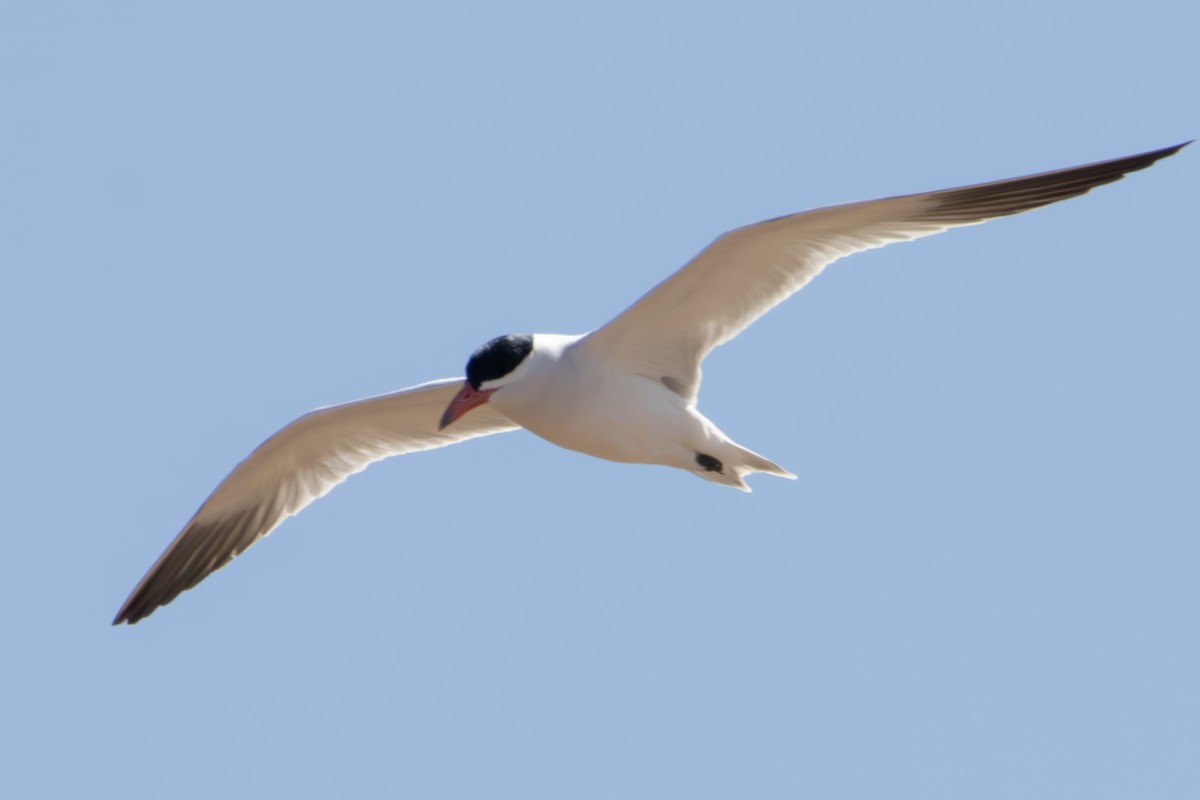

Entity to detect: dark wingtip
[1146,141,1190,160]
[111,600,145,626]
[110,507,262,628]
[112,573,163,626]
[925,140,1190,223]
[1129,140,1190,167]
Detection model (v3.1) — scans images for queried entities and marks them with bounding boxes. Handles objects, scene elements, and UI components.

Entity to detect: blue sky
[2,1,1197,797]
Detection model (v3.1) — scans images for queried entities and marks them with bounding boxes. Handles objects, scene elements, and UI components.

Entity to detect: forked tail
[693,442,796,492]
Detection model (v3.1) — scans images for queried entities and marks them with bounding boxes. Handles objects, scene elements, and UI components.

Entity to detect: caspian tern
[113,142,1188,624]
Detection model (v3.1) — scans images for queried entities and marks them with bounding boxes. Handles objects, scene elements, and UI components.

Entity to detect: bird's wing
[114,378,518,624]
[580,143,1187,401]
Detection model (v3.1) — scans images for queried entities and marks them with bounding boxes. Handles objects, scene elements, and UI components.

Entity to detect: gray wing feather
[582,143,1188,400]
[114,378,517,624]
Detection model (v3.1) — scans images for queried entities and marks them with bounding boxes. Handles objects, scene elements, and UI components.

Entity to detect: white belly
[480,333,791,490]
[491,362,710,470]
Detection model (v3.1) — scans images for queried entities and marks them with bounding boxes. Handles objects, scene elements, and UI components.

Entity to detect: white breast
[490,334,704,469]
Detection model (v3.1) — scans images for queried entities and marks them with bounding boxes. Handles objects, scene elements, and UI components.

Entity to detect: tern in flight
[114,142,1188,624]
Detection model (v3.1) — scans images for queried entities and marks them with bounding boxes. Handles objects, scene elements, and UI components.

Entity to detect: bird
[113,141,1189,625]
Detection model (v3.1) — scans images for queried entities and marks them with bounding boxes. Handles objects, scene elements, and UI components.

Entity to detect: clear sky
[2,1,1197,797]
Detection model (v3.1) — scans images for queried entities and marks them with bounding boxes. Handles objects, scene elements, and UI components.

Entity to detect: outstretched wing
[114,378,517,624]
[582,143,1187,400]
